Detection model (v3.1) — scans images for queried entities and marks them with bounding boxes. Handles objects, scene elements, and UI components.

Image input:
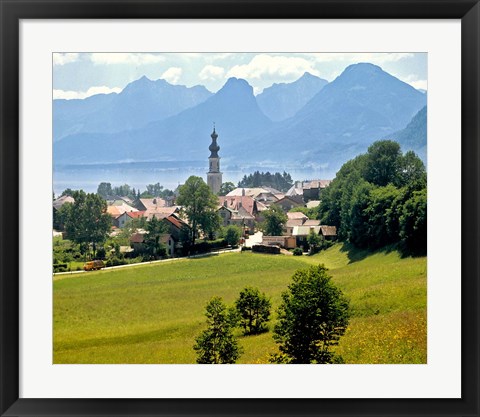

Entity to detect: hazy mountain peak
[344,62,383,74]
[256,72,328,121]
[219,77,254,95]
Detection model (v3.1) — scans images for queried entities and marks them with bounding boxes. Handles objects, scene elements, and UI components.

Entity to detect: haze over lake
[53,161,334,195]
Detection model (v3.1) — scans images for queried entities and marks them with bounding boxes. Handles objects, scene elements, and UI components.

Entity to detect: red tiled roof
[127,211,145,219]
[218,196,257,216]
[165,214,187,229]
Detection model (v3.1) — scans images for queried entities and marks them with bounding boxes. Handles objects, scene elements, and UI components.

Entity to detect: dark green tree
[219,182,236,196]
[397,150,427,188]
[143,215,168,259]
[224,225,242,247]
[60,188,75,197]
[193,296,242,364]
[272,265,350,364]
[364,140,402,186]
[60,190,112,259]
[399,189,427,255]
[307,229,322,254]
[176,176,220,246]
[262,204,287,236]
[97,182,113,198]
[235,287,271,335]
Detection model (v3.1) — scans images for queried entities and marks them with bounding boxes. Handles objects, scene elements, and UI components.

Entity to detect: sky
[53,52,427,100]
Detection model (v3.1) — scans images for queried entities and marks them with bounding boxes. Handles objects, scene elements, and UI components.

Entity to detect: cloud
[305,52,414,63]
[89,53,165,65]
[53,53,79,66]
[226,54,319,81]
[161,67,182,84]
[53,86,122,100]
[408,79,427,90]
[199,65,225,81]
[400,74,427,91]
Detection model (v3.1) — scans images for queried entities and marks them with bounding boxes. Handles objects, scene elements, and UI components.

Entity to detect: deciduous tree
[272,265,350,364]
[176,176,220,246]
[193,297,242,364]
[235,287,271,335]
[262,204,287,236]
[60,190,112,259]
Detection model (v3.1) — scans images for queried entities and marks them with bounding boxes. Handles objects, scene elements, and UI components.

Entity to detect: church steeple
[207,124,222,194]
[209,126,220,159]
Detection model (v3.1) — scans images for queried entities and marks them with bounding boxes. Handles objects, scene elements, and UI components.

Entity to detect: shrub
[224,225,242,247]
[292,248,303,256]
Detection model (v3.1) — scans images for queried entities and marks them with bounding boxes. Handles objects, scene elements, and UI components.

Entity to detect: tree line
[237,171,294,192]
[319,140,427,255]
[96,182,175,200]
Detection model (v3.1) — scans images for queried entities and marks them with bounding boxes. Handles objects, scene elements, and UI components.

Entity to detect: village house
[275,195,305,212]
[292,225,321,248]
[106,200,139,219]
[226,187,280,205]
[285,180,332,202]
[284,211,309,235]
[217,205,255,234]
[115,210,145,228]
[129,213,189,256]
[320,225,337,241]
[218,195,260,231]
[302,179,332,201]
[129,231,176,257]
[53,194,75,211]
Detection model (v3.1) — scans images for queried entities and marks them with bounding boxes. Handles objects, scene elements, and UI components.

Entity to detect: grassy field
[53,244,427,364]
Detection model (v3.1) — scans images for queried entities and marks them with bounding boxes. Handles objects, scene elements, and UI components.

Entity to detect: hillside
[384,105,427,162]
[53,244,427,364]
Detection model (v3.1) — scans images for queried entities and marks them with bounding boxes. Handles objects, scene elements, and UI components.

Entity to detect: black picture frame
[1,1,479,416]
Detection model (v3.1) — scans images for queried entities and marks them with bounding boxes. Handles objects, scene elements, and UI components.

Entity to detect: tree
[193,296,242,364]
[363,140,402,187]
[143,215,168,259]
[60,190,112,259]
[397,150,427,188]
[235,287,271,335]
[307,229,322,254]
[224,225,242,247]
[262,204,287,236]
[60,188,75,197]
[272,265,350,364]
[176,176,220,246]
[219,182,236,196]
[399,189,427,255]
[97,182,113,199]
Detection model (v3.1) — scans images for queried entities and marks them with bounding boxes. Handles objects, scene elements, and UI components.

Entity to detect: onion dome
[209,127,220,158]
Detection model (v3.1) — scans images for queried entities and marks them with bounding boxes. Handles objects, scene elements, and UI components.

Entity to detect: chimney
[242,188,246,196]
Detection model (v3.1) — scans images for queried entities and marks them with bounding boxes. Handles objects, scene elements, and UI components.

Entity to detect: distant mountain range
[256,72,328,121]
[53,63,427,176]
[53,77,212,141]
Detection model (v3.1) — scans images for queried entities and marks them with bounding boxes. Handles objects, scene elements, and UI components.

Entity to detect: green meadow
[53,244,427,364]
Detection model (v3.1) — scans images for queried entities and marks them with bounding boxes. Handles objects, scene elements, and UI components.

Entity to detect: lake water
[53,161,335,195]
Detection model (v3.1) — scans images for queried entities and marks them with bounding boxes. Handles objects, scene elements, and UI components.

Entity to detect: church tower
[207,126,222,195]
